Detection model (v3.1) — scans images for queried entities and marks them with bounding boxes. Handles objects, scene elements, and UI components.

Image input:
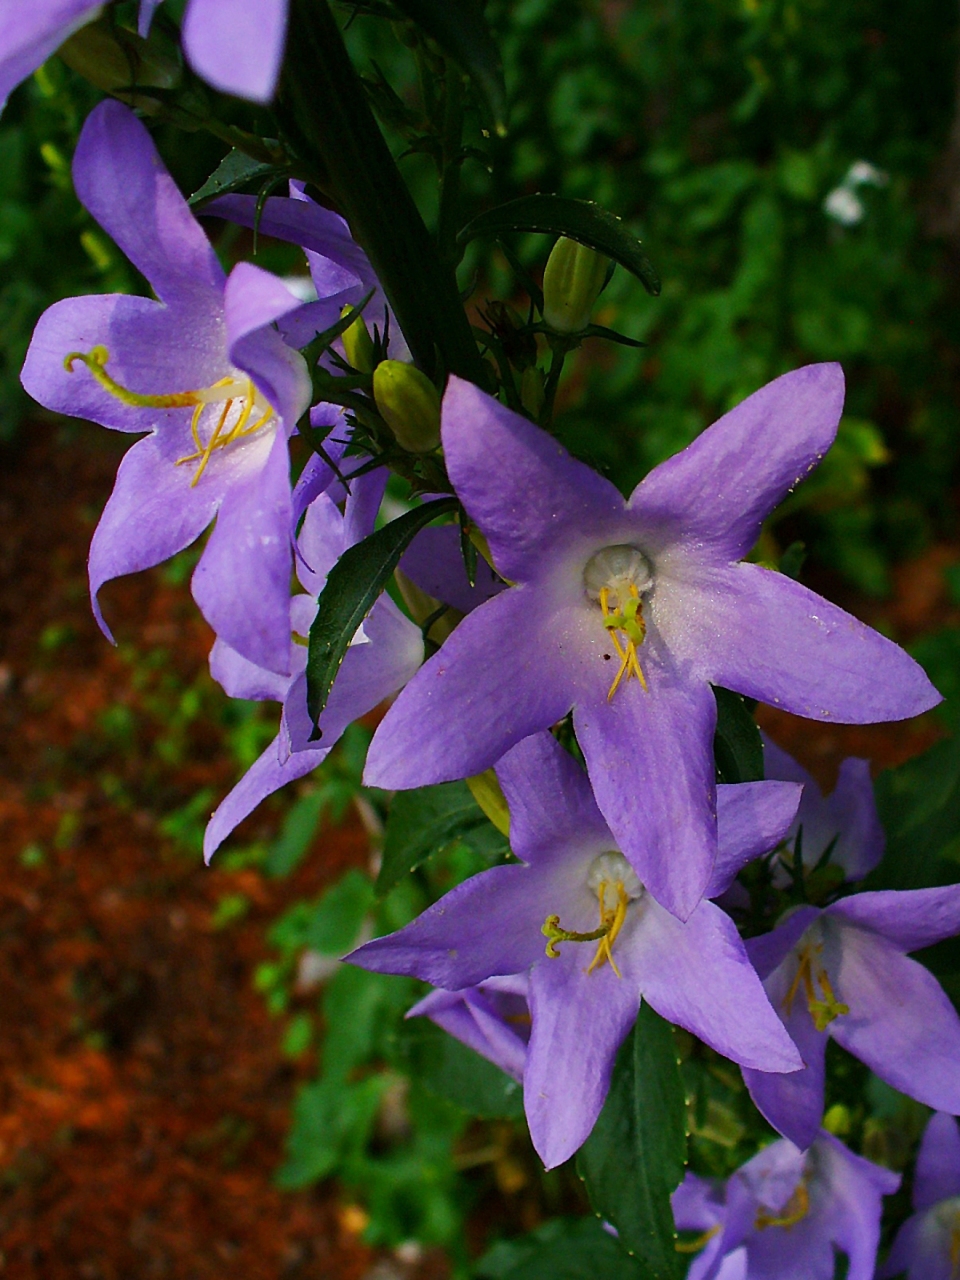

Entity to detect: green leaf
[475,1217,645,1280]
[713,686,763,784]
[391,0,507,134]
[377,780,509,897]
[306,498,457,731]
[865,732,960,890]
[576,1006,687,1280]
[395,1018,524,1119]
[188,149,279,206]
[264,788,327,877]
[458,196,661,296]
[276,1074,386,1188]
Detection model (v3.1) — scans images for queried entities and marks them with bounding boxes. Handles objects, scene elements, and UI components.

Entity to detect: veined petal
[913,1113,960,1211]
[209,635,290,703]
[708,780,803,898]
[828,886,960,954]
[629,364,844,563]
[816,1133,900,1280]
[400,524,506,615]
[224,263,311,428]
[183,0,287,103]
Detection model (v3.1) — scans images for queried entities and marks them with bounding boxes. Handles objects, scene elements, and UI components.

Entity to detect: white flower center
[586,851,644,913]
[583,544,654,608]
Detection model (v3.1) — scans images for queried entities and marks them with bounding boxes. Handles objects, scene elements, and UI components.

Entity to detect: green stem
[278,0,485,386]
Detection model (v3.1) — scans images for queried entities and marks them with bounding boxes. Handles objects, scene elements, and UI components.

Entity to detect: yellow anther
[755,1181,810,1231]
[675,1224,720,1254]
[599,584,647,700]
[784,947,849,1032]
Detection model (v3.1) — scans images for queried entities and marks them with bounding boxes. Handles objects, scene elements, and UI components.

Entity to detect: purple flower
[139,0,288,103]
[350,731,803,1169]
[21,101,312,674]
[203,470,424,862]
[0,2,101,109]
[672,1129,899,1280]
[743,887,960,1149]
[881,1112,960,1280]
[407,974,531,1084]
[363,373,939,919]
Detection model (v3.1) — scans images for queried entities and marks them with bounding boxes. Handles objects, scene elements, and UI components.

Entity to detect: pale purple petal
[707,780,803,897]
[203,733,325,862]
[879,1213,945,1280]
[364,587,572,789]
[828,886,960,954]
[138,0,162,37]
[400,525,506,615]
[0,1,102,107]
[72,101,224,303]
[629,364,845,563]
[827,757,885,879]
[295,492,345,596]
[629,900,802,1072]
[524,945,639,1168]
[669,562,940,723]
[209,636,289,702]
[342,468,388,551]
[291,407,347,529]
[830,926,960,1114]
[224,263,311,428]
[441,377,628,583]
[816,1132,900,1280]
[914,1113,960,1210]
[746,907,822,979]
[409,977,530,1083]
[183,0,287,103]
[89,429,221,642]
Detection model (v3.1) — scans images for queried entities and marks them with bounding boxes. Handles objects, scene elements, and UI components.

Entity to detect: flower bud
[340,305,375,374]
[542,237,609,334]
[373,361,441,453]
[58,19,180,113]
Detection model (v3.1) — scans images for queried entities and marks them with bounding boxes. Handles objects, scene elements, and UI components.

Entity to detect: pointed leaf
[458,196,661,296]
[576,1006,686,1280]
[713,686,763,784]
[189,148,281,206]
[476,1217,647,1280]
[395,1018,524,1119]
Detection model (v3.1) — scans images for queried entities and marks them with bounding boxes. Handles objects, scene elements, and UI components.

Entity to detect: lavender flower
[743,887,960,1149]
[21,101,312,674]
[350,731,803,1169]
[672,1130,899,1280]
[407,974,531,1084]
[364,373,939,919]
[881,1112,960,1280]
[203,469,424,861]
[0,2,102,109]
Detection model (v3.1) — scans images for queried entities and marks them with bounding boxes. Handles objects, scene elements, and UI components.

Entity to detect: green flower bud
[340,305,375,374]
[373,360,441,453]
[542,237,609,334]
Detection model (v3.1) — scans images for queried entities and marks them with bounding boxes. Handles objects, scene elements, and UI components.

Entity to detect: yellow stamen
[755,1181,809,1231]
[784,946,849,1032]
[599,584,648,699]
[675,1224,720,1254]
[541,881,629,978]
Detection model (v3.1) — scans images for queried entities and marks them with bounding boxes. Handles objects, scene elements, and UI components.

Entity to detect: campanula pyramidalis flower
[350,732,803,1169]
[0,2,102,109]
[672,1129,899,1280]
[21,101,313,674]
[203,468,423,862]
[881,1112,960,1280]
[743,886,960,1149]
[408,974,531,1085]
[363,372,940,920]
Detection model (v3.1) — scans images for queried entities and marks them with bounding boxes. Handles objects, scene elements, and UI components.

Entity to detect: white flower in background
[824,159,889,227]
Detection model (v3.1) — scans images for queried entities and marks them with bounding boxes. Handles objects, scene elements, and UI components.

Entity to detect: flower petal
[400,524,506,615]
[815,1133,900,1280]
[183,0,287,103]
[828,886,960,954]
[708,781,803,898]
[629,364,844,563]
[408,981,529,1083]
[209,636,290,702]
[913,1112,960,1211]
[0,1,102,107]
[224,263,311,428]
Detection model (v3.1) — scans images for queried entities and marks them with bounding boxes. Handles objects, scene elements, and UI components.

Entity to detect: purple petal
[183,0,287,103]
[364,587,572,789]
[707,781,803,898]
[209,636,290,702]
[291,406,347,529]
[400,524,506,615]
[672,562,940,723]
[203,733,325,862]
[878,1213,941,1280]
[815,1133,899,1280]
[830,926,960,1114]
[73,101,224,303]
[629,900,802,1072]
[629,364,844,563]
[347,863,553,989]
[224,263,311,427]
[494,732,610,867]
[21,292,225,434]
[441,377,628,583]
[828,886,960,954]
[573,656,718,920]
[671,1173,725,1233]
[745,907,822,980]
[295,492,345,597]
[138,0,162,36]
[191,425,293,673]
[89,429,221,642]
[408,979,530,1083]
[524,945,639,1168]
[913,1112,960,1211]
[827,757,885,879]
[0,1,102,106]
[342,468,388,551]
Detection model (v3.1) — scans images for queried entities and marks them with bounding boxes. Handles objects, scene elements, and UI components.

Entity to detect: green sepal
[305,498,457,733]
[458,195,661,296]
[188,148,283,206]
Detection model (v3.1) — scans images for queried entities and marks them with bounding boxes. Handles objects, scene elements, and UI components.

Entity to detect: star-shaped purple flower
[743,886,960,1149]
[350,731,803,1169]
[21,100,313,674]
[364,373,939,919]
[881,1112,960,1280]
[0,2,101,109]
[407,974,531,1085]
[672,1129,899,1280]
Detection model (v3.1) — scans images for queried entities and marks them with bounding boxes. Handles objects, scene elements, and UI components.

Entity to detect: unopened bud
[59,19,180,113]
[542,237,609,334]
[520,366,545,419]
[373,361,441,453]
[340,305,375,374]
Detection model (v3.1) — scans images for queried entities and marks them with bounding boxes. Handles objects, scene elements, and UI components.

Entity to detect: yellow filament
[784,946,849,1032]
[755,1182,809,1231]
[541,881,629,978]
[675,1224,720,1254]
[599,584,648,700]
[65,346,216,408]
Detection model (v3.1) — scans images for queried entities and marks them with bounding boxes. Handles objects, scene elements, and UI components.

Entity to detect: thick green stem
[279,0,485,386]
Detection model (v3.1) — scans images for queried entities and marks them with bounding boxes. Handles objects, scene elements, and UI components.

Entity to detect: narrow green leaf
[475,1217,646,1280]
[306,498,457,732]
[458,195,661,296]
[395,1018,524,1119]
[391,0,507,134]
[865,732,960,890]
[576,1006,687,1280]
[377,780,508,896]
[188,148,279,206]
[713,686,763,784]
